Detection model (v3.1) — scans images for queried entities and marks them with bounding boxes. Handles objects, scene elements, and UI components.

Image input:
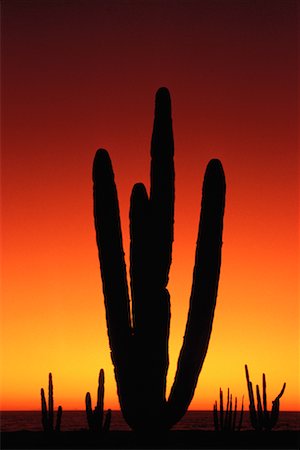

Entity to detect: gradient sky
[1,0,299,412]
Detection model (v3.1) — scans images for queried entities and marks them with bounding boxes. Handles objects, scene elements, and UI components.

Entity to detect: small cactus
[85,369,112,432]
[213,388,244,431]
[245,364,286,431]
[41,373,63,432]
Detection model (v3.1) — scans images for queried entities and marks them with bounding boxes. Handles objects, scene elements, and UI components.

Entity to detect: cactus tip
[93,148,110,168]
[156,86,170,98]
[93,149,114,183]
[155,87,171,116]
[206,158,225,178]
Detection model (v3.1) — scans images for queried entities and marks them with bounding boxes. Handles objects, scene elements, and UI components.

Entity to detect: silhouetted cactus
[41,373,63,432]
[93,87,226,431]
[213,388,244,431]
[85,369,112,432]
[245,364,286,431]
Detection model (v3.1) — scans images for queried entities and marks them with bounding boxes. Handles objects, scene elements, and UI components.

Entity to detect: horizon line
[1,409,299,413]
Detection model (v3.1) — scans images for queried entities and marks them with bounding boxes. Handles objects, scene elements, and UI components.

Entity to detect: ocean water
[0,410,299,432]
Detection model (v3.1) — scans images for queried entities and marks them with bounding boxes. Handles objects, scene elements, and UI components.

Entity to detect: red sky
[1,0,299,412]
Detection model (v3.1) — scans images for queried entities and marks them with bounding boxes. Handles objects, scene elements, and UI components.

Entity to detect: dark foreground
[1,430,299,449]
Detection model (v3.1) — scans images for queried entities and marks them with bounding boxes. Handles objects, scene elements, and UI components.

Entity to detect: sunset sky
[1,0,299,412]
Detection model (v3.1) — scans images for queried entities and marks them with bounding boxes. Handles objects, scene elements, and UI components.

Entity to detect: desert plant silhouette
[213,388,244,432]
[245,364,286,431]
[93,87,226,431]
[85,369,112,432]
[41,373,62,432]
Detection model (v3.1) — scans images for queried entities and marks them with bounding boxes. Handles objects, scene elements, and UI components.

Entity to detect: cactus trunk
[93,88,226,431]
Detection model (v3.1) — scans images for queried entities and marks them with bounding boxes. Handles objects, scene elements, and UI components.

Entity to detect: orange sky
[1,0,299,412]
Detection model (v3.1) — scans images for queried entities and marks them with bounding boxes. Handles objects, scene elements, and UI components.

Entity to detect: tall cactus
[93,87,226,431]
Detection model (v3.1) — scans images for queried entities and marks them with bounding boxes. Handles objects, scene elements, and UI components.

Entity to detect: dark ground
[1,430,299,449]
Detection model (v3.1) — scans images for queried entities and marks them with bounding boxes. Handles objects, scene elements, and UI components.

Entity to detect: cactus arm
[129,89,174,421]
[256,385,263,430]
[270,399,280,429]
[228,393,233,431]
[41,388,48,431]
[150,87,174,288]
[262,373,267,411]
[103,409,112,433]
[276,382,286,400]
[239,397,244,430]
[245,365,257,429]
[148,87,173,410]
[249,381,258,429]
[220,388,224,430]
[213,402,219,431]
[93,149,132,413]
[269,383,286,429]
[237,396,244,432]
[85,392,93,430]
[97,369,105,430]
[129,183,150,336]
[262,373,270,429]
[232,397,237,431]
[224,388,229,430]
[167,159,225,423]
[93,149,132,349]
[55,406,62,432]
[48,373,54,432]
